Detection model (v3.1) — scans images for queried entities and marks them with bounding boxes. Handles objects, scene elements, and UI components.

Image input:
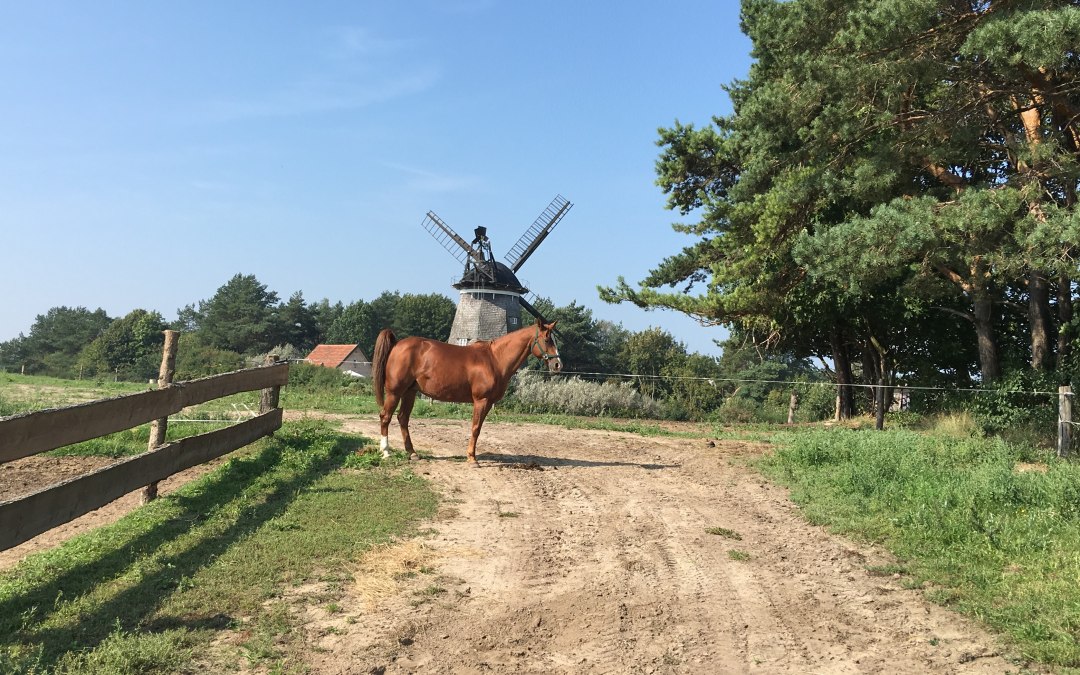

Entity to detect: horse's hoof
[467,460,480,468]
[409,452,420,461]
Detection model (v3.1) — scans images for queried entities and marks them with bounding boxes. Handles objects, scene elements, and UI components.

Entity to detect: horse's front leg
[466,398,493,466]
[397,384,420,461]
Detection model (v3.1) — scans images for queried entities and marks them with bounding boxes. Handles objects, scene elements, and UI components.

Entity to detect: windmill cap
[453,260,527,293]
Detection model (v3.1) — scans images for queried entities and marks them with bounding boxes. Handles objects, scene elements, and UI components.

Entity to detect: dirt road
[296,416,1013,674]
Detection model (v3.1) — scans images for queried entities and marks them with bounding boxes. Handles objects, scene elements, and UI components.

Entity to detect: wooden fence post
[260,355,282,415]
[142,330,179,504]
[874,381,886,431]
[787,391,798,425]
[1059,385,1072,458]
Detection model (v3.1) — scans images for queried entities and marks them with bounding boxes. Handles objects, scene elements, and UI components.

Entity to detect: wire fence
[292,358,1073,399]
[290,356,1077,455]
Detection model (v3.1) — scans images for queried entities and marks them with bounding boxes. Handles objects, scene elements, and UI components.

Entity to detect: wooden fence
[0,359,288,551]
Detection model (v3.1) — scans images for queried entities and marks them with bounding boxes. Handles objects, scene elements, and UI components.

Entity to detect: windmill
[422,194,573,345]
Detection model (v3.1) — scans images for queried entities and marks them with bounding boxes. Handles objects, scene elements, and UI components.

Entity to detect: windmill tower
[422,194,573,345]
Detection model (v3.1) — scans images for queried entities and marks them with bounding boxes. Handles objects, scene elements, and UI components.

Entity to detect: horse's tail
[372,328,397,407]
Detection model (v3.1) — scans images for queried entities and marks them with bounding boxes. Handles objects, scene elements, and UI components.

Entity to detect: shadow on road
[417,451,679,470]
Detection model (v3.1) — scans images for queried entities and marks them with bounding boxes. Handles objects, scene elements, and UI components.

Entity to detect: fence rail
[0,359,289,551]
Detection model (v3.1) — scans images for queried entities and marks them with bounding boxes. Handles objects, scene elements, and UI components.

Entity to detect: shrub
[250,344,305,367]
[288,361,372,396]
[714,398,758,424]
[503,371,664,418]
[797,382,837,422]
[174,334,245,379]
[964,370,1058,444]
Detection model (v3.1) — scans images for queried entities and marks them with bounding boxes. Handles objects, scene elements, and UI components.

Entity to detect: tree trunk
[830,327,855,419]
[973,291,1001,383]
[861,342,878,409]
[1060,275,1074,371]
[867,330,891,428]
[933,258,1001,384]
[1030,271,1052,370]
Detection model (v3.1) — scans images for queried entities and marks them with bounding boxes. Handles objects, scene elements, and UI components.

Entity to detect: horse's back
[388,337,493,402]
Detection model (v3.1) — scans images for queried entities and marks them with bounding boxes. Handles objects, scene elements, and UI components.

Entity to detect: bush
[174,334,245,379]
[964,370,1059,444]
[797,382,837,422]
[288,361,372,396]
[250,344,305,368]
[503,371,664,418]
[714,398,758,424]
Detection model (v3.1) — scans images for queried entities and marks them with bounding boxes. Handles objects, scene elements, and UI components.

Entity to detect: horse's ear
[545,320,558,331]
[534,316,543,327]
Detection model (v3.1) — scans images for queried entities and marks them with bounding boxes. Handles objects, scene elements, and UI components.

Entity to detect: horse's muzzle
[547,358,563,373]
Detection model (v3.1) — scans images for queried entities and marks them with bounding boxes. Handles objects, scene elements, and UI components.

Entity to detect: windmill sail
[518,294,546,321]
[422,211,495,281]
[518,294,562,337]
[504,195,573,273]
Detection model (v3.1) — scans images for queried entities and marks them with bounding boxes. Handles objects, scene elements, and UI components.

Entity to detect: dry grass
[353,541,440,609]
[928,411,979,438]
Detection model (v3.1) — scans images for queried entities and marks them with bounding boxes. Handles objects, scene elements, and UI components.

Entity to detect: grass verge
[758,428,1080,669]
[0,420,437,674]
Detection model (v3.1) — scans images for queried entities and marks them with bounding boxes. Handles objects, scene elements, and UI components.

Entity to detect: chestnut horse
[372,318,561,465]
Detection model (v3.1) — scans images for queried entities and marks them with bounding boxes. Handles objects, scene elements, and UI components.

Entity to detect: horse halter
[532,326,561,364]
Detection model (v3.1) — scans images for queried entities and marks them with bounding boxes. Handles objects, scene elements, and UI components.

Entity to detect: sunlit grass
[759,428,1080,667]
[0,421,437,673]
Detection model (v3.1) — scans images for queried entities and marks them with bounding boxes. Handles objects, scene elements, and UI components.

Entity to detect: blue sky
[1,1,752,357]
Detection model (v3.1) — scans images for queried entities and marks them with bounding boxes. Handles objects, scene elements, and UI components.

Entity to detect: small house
[304,344,371,378]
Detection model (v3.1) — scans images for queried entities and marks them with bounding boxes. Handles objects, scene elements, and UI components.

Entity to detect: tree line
[600,0,1080,418]
[1,273,822,420]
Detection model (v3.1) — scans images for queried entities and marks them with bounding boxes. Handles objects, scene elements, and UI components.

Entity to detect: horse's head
[531,319,562,373]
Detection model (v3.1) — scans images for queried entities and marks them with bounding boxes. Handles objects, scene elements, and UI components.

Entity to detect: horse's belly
[417,377,474,404]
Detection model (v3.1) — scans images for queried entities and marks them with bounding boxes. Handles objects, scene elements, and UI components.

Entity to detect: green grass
[0,373,301,459]
[493,412,695,437]
[0,373,147,414]
[45,421,243,459]
[758,428,1080,668]
[0,420,437,674]
[705,526,742,540]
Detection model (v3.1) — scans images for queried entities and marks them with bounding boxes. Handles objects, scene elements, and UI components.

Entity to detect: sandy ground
[1,414,1018,673]
[0,454,225,570]
[292,415,1016,675]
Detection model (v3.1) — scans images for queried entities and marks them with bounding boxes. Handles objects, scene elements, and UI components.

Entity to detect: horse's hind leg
[397,384,420,460]
[379,390,401,458]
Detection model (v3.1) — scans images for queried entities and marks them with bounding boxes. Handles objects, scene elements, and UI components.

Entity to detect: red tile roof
[305,344,362,368]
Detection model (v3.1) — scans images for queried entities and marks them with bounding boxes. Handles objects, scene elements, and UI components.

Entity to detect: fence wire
[291,358,1072,398]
